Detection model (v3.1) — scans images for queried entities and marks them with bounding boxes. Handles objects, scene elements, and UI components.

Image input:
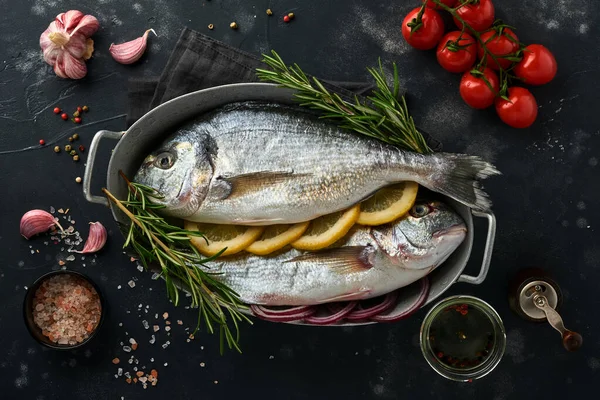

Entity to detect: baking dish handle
[83,130,125,207]
[457,210,496,285]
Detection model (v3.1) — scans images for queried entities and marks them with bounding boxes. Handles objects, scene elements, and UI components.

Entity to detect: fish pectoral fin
[217,170,311,200]
[317,288,372,303]
[285,246,373,274]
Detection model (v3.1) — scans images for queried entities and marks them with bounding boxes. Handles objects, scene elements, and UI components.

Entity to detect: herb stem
[257,51,431,154]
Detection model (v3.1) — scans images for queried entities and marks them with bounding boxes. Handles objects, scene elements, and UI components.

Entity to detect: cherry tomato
[454,0,495,32]
[423,0,457,9]
[402,7,445,50]
[514,44,557,85]
[459,67,499,109]
[477,28,519,70]
[495,87,538,128]
[436,31,476,73]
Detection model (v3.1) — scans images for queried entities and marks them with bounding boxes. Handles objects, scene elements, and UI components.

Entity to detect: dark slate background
[1,1,598,399]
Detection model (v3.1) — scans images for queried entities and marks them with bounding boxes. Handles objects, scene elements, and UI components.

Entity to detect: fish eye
[410,203,430,218]
[154,152,175,170]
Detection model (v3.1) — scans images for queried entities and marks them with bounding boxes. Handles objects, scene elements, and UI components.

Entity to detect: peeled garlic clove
[77,222,107,254]
[20,210,62,240]
[110,29,156,65]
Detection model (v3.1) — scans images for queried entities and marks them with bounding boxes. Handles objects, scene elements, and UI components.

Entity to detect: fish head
[133,133,213,218]
[371,200,466,269]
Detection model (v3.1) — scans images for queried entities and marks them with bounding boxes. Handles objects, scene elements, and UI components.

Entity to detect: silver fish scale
[191,104,415,224]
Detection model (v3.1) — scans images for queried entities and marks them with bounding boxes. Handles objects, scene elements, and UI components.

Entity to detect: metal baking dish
[82,83,496,325]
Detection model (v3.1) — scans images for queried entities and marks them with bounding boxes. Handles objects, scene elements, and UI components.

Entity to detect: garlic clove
[64,32,88,59]
[70,14,100,37]
[77,222,107,254]
[54,51,87,79]
[57,10,84,32]
[109,29,156,65]
[20,210,63,240]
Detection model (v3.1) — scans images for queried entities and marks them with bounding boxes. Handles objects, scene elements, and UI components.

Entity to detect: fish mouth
[432,224,467,239]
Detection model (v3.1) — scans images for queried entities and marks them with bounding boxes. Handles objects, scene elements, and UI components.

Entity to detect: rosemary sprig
[256,50,431,154]
[102,174,252,353]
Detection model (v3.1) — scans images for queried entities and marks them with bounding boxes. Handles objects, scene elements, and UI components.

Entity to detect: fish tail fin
[422,153,501,211]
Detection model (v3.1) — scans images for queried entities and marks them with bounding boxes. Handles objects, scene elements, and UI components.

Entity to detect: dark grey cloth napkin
[126,28,441,150]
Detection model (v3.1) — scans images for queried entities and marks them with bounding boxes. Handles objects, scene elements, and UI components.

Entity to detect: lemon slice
[245,222,311,256]
[185,221,264,256]
[357,182,419,226]
[291,205,360,251]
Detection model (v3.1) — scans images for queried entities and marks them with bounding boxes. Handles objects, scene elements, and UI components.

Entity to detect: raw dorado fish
[134,102,499,225]
[201,200,466,306]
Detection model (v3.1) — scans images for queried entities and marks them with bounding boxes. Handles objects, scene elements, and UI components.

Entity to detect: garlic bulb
[39,10,100,79]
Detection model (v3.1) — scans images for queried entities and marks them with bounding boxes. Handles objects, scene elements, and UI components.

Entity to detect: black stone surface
[1,1,598,399]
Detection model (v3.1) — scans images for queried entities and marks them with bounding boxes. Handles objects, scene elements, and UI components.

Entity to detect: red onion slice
[304,301,358,325]
[250,305,316,322]
[345,291,399,321]
[370,277,430,323]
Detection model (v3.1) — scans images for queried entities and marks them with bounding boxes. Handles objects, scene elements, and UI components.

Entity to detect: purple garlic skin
[20,210,59,239]
[77,222,107,254]
[109,29,156,65]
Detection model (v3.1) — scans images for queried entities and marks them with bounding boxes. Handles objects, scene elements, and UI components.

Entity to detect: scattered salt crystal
[58,208,64,214]
[124,372,131,379]
[269,355,274,359]
[135,359,139,365]
[133,367,138,372]
[138,304,143,309]
[128,281,136,288]
[150,358,154,362]
[162,312,169,319]
[200,346,204,350]
[119,323,123,327]
[139,376,147,383]
[129,338,137,345]
[117,368,123,376]
[149,335,156,344]
[81,256,85,260]
[155,313,159,319]
[24,286,28,290]
[200,362,205,367]
[151,273,160,280]
[117,285,121,289]
[165,326,171,332]
[162,341,170,349]
[142,320,149,329]
[66,255,75,262]
[123,346,132,352]
[31,250,35,254]
[177,320,183,325]
[214,381,218,384]
[164,363,168,367]
[137,265,144,272]
[153,325,159,332]
[50,206,55,213]
[128,359,134,364]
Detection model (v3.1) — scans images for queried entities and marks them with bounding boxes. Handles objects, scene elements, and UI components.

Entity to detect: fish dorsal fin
[285,246,373,274]
[216,171,310,200]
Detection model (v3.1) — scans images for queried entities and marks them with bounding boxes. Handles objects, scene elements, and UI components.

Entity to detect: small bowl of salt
[23,270,105,349]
